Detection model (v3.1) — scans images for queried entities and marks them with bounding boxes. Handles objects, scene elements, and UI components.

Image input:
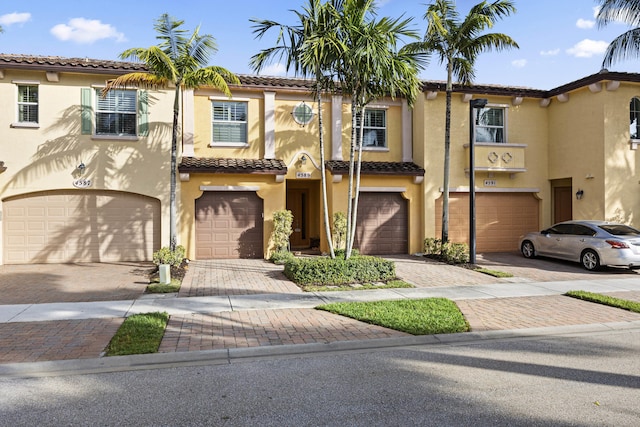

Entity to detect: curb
[3,320,640,379]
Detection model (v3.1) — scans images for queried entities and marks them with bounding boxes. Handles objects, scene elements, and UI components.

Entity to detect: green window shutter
[138,90,149,136]
[81,88,92,135]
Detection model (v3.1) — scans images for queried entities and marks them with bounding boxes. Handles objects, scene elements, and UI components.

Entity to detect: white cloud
[511,59,527,68]
[566,39,609,58]
[540,48,560,56]
[576,18,595,29]
[261,63,287,76]
[50,18,126,44]
[0,12,31,26]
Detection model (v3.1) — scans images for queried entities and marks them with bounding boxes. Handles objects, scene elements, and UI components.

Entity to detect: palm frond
[597,0,640,27]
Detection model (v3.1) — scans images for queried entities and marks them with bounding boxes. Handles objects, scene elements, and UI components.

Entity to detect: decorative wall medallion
[502,152,513,163]
[488,151,499,163]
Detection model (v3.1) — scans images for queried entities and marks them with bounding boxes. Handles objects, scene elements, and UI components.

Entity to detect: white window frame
[630,97,640,149]
[94,88,138,138]
[11,80,40,128]
[211,99,249,147]
[356,108,387,149]
[475,104,508,143]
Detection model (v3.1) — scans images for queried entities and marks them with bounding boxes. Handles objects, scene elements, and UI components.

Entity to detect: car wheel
[521,241,535,258]
[581,249,600,271]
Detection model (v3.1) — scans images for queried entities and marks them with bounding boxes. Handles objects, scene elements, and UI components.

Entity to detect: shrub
[333,248,359,259]
[152,245,186,267]
[270,250,295,265]
[332,212,347,250]
[271,210,293,253]
[423,238,469,264]
[284,255,395,285]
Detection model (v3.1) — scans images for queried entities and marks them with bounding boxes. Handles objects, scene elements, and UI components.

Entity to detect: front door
[554,186,573,223]
[287,189,309,249]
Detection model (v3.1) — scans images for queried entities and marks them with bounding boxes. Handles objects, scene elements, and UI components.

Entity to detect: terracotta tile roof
[178,157,287,175]
[236,74,316,91]
[4,54,640,97]
[0,54,147,75]
[325,161,425,176]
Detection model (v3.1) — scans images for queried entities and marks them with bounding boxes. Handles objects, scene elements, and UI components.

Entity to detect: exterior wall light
[77,162,86,172]
[576,189,584,200]
[300,155,307,165]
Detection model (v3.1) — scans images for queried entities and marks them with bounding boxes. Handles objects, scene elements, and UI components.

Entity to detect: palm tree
[104,14,239,251]
[405,0,518,244]
[597,0,640,67]
[333,0,425,258]
[250,0,344,258]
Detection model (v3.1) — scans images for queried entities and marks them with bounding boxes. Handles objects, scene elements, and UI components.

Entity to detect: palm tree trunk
[169,85,180,251]
[345,101,359,259]
[316,80,335,258]
[348,97,366,259]
[441,62,454,244]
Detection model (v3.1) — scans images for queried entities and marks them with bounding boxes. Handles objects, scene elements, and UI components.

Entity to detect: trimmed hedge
[284,255,396,285]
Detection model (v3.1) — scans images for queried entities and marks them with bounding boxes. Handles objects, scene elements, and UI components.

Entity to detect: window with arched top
[630,97,640,140]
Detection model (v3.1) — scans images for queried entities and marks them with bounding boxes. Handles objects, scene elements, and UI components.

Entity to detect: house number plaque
[296,172,312,178]
[73,178,92,188]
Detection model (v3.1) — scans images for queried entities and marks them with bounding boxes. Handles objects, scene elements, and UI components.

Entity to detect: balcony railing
[464,142,527,174]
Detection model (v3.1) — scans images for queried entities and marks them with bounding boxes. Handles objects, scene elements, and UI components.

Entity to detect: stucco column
[264,91,276,159]
[332,95,343,161]
[182,89,195,157]
[402,99,412,162]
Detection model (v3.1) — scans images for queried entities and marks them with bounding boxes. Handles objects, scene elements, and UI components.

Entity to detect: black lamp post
[469,98,488,265]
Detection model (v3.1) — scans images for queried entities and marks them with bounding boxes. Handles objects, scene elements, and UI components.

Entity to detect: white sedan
[519,220,640,271]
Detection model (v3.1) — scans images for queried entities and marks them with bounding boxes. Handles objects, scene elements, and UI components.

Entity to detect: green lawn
[317,298,469,335]
[106,312,169,356]
[565,291,640,313]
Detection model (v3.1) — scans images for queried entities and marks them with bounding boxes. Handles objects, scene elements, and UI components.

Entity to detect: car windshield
[598,224,640,236]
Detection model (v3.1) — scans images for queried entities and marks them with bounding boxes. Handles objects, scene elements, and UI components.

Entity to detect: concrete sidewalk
[2,255,640,367]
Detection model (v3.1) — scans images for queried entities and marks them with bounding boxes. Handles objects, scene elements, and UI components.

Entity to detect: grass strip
[147,278,182,293]
[302,280,413,292]
[474,267,513,278]
[565,290,640,313]
[106,312,169,356]
[317,298,469,335]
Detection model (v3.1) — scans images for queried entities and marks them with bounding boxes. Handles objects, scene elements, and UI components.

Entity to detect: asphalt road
[1,329,639,426]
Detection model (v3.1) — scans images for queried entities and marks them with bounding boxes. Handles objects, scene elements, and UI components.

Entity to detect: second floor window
[95,89,137,136]
[356,108,387,148]
[630,97,640,140]
[212,101,247,144]
[18,85,38,123]
[475,107,505,143]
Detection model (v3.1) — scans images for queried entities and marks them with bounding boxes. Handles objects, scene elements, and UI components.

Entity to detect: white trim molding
[200,185,261,192]
[359,187,407,193]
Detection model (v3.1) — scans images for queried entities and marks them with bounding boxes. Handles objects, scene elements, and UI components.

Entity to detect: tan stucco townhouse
[2,53,640,264]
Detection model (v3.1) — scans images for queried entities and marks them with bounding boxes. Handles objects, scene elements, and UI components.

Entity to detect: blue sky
[1,0,639,90]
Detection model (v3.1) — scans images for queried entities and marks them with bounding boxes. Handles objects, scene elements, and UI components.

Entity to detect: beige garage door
[195,191,264,259]
[436,192,539,253]
[3,191,160,264]
[355,192,408,255]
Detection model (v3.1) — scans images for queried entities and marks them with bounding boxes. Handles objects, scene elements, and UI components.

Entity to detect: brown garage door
[195,191,263,259]
[3,190,160,264]
[436,192,539,252]
[355,192,408,255]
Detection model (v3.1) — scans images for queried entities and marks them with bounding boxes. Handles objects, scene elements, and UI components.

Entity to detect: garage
[354,192,408,255]
[195,191,264,259]
[436,192,539,252]
[3,190,160,264]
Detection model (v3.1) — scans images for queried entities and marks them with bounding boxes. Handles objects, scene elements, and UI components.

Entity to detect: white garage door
[3,191,160,264]
[436,192,539,253]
